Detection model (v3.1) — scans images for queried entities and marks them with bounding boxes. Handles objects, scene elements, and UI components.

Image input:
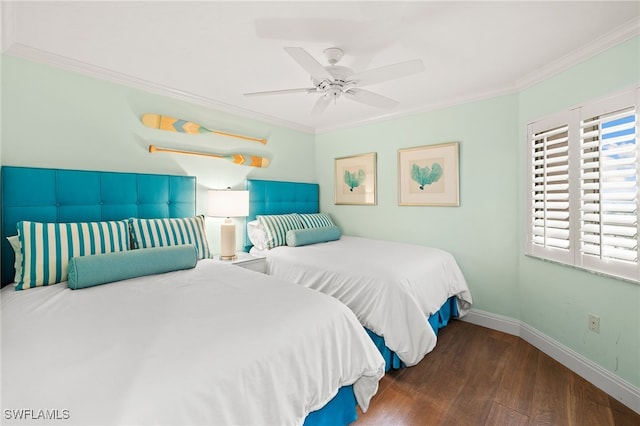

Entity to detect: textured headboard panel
[244,179,319,251]
[1,166,196,286]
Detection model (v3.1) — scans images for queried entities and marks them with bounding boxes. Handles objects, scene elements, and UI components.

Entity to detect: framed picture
[334,152,377,205]
[398,142,459,206]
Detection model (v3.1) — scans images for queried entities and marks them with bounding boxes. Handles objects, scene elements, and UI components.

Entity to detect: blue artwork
[344,169,365,191]
[411,163,443,190]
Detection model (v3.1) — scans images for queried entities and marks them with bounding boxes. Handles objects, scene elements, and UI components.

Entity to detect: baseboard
[461,309,640,415]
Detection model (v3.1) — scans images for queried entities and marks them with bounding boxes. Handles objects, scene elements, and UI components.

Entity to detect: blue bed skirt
[366,296,459,372]
[303,297,459,425]
[304,385,356,426]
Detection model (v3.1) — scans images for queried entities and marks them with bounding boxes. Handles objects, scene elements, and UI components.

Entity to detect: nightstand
[216,252,267,274]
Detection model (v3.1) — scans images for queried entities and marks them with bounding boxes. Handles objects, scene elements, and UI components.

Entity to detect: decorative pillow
[298,213,336,229]
[128,215,211,260]
[247,220,268,251]
[67,245,197,290]
[286,226,342,247]
[6,235,22,283]
[16,220,130,290]
[256,214,303,249]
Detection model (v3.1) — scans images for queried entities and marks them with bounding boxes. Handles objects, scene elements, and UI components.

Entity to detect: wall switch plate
[588,314,600,333]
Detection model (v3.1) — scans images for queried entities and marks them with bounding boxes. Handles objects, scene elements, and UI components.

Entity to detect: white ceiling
[2,1,639,133]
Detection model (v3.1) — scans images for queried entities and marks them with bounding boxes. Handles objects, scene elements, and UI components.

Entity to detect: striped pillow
[298,213,336,229]
[16,220,130,290]
[257,214,303,249]
[128,215,211,260]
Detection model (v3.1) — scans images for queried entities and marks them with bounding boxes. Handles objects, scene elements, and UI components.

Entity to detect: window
[526,89,639,282]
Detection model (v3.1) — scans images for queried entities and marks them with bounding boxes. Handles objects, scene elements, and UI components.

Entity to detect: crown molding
[318,19,640,134]
[2,7,638,136]
[1,0,16,53]
[315,84,519,134]
[516,17,640,91]
[2,41,316,135]
[4,37,519,136]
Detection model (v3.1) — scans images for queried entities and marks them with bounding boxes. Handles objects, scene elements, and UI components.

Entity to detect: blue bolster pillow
[286,226,341,247]
[67,245,198,290]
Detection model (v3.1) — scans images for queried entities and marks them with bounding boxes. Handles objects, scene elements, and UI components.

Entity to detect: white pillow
[247,220,268,251]
[7,235,22,284]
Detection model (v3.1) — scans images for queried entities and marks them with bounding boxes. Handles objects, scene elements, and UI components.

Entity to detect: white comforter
[253,236,472,366]
[1,260,384,426]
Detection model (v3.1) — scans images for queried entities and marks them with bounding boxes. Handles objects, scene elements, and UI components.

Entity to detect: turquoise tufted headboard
[244,179,319,251]
[1,166,196,286]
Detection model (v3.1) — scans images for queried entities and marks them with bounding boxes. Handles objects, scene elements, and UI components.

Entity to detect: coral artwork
[399,142,458,206]
[335,152,376,205]
[411,162,443,190]
[344,169,366,191]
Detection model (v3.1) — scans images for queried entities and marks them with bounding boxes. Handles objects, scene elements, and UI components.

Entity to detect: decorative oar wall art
[148,145,270,168]
[142,114,267,145]
[142,113,270,168]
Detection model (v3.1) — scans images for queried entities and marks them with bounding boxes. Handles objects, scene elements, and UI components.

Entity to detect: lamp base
[220,219,237,260]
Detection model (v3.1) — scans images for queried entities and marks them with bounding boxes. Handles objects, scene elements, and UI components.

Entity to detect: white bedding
[252,236,472,366]
[1,260,384,426]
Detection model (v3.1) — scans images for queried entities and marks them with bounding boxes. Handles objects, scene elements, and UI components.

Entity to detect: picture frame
[398,142,459,206]
[334,152,377,205]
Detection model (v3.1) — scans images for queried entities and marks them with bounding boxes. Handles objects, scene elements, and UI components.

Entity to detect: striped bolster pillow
[257,214,303,249]
[298,213,336,229]
[16,220,130,290]
[128,215,212,260]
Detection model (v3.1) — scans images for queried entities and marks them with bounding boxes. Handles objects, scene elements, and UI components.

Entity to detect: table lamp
[207,188,250,260]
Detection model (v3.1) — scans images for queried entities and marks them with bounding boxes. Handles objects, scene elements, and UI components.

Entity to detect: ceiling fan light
[323,47,344,65]
[327,87,341,100]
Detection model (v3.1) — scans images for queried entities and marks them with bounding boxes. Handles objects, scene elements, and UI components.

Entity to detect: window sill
[523,253,640,286]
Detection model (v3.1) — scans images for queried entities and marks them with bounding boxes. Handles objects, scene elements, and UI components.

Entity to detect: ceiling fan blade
[350,59,425,87]
[344,88,399,109]
[284,47,334,82]
[244,88,317,97]
[311,95,332,115]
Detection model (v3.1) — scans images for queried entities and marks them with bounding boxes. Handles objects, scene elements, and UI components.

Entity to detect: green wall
[1,55,316,252]
[2,36,638,389]
[517,37,640,387]
[315,95,521,320]
[316,36,639,388]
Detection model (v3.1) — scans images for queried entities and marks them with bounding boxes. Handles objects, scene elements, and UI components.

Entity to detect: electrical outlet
[588,314,600,333]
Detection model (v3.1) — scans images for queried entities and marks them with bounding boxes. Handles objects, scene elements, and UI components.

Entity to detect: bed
[1,166,385,426]
[245,178,473,370]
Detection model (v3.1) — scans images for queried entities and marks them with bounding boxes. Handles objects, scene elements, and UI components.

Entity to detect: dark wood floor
[355,320,640,426]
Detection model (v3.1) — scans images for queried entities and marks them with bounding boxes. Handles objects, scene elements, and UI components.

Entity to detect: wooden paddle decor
[142,114,267,145]
[148,145,270,168]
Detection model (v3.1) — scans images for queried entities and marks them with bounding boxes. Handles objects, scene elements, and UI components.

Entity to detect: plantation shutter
[527,113,573,264]
[578,96,638,280]
[526,89,639,282]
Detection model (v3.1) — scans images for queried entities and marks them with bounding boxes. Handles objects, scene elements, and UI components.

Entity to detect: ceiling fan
[244,47,425,114]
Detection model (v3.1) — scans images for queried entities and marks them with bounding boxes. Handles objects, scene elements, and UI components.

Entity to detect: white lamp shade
[207,190,249,218]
